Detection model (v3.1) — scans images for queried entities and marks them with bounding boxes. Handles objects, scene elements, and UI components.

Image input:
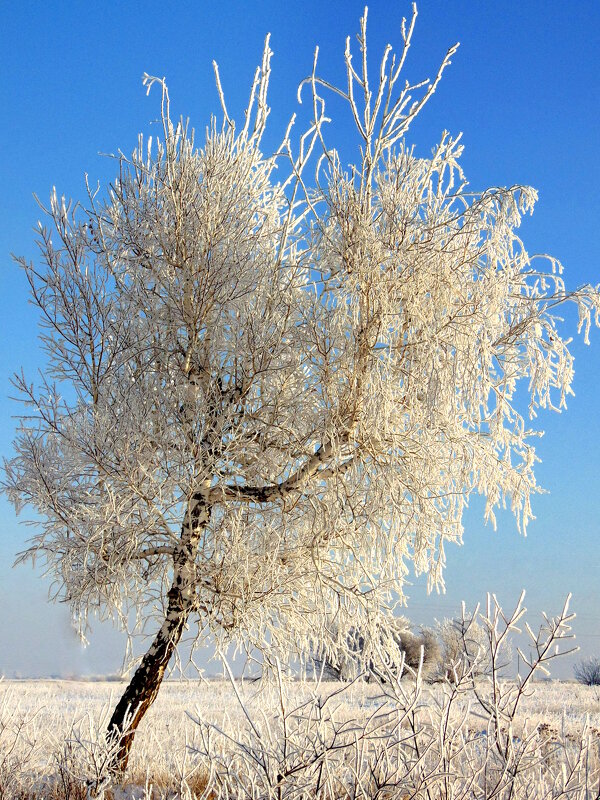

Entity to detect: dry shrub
[190,595,599,799]
[0,680,37,800]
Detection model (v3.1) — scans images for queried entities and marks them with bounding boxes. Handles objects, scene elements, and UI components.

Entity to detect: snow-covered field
[2,678,600,797]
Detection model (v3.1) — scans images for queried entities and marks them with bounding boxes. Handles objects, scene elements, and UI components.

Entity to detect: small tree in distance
[574,657,600,686]
[310,618,441,683]
[4,5,599,777]
[433,608,517,683]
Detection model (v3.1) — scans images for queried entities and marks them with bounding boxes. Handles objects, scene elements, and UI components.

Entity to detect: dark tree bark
[106,499,209,776]
[106,586,191,774]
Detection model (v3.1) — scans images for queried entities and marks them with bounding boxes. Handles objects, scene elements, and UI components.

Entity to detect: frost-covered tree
[4,6,599,776]
[573,657,600,686]
[310,618,440,683]
[434,612,501,682]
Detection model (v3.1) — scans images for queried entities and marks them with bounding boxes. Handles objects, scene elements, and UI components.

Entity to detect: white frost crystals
[3,1,599,748]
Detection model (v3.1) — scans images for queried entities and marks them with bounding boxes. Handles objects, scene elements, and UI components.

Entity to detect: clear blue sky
[1,1,599,679]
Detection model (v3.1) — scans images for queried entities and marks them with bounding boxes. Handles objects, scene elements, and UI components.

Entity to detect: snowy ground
[2,678,600,796]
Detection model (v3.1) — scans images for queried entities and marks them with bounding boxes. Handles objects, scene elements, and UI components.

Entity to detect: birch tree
[4,6,599,776]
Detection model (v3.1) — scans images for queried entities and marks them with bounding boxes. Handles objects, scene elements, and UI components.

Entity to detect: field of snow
[1,677,599,797]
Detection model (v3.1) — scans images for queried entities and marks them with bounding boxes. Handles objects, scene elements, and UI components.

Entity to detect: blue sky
[1,1,599,679]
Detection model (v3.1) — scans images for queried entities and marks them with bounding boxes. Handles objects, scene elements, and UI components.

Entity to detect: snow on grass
[1,677,599,798]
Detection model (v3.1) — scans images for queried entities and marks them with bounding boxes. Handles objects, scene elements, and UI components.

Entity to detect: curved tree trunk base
[106,500,209,777]
[106,597,191,776]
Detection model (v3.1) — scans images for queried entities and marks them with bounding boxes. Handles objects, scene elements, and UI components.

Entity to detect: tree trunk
[105,585,192,775]
[106,498,209,776]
